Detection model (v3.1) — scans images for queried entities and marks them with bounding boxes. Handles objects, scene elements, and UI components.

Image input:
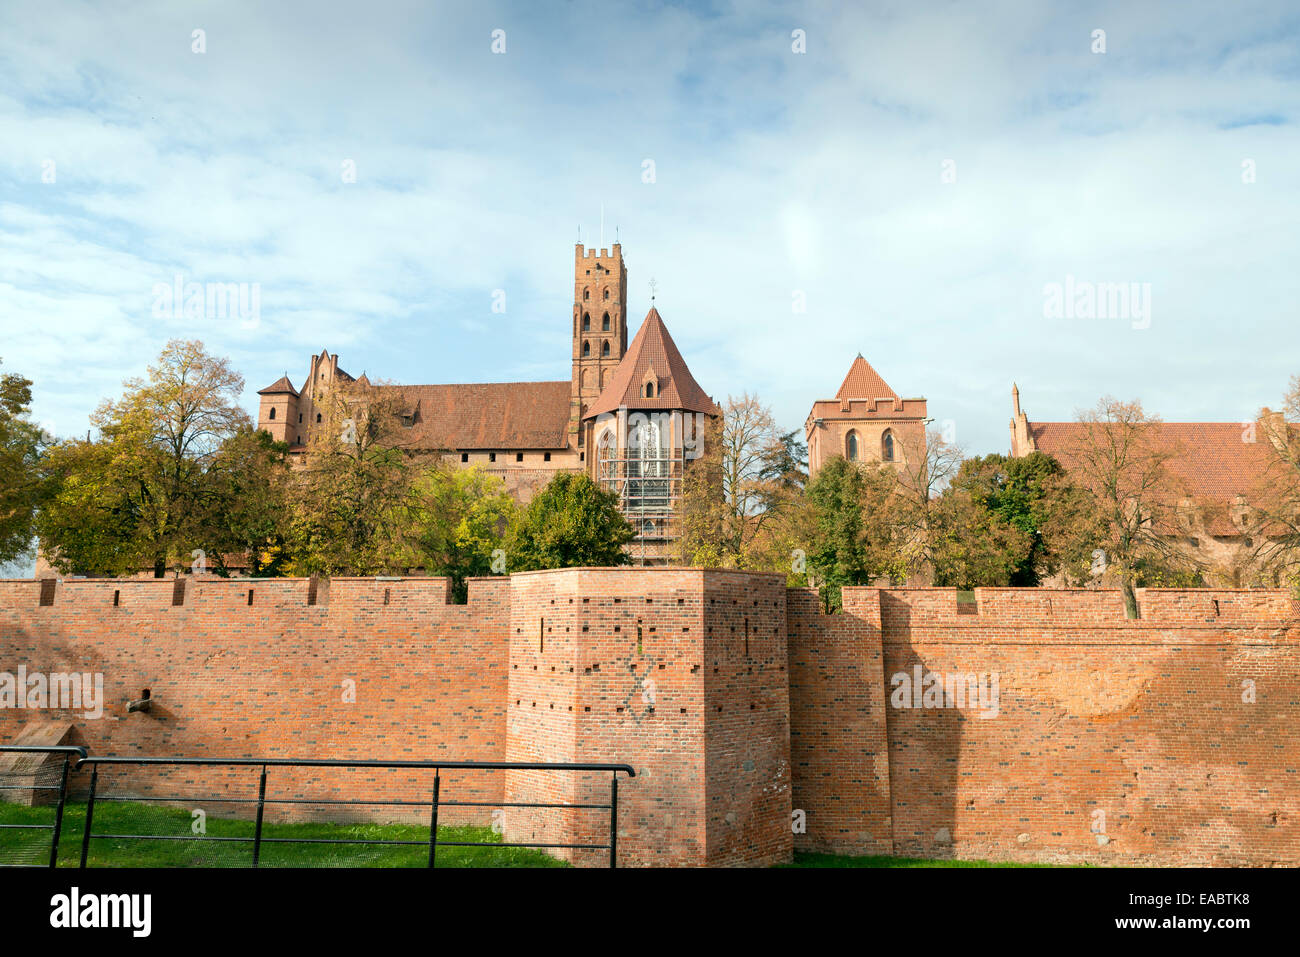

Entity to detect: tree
[804,456,873,610]
[287,381,420,576]
[202,427,293,576]
[505,472,633,570]
[1040,397,1196,618]
[947,451,1071,585]
[1245,381,1300,588]
[38,340,252,576]
[676,394,800,570]
[0,360,47,566]
[927,488,1033,589]
[889,428,964,582]
[410,463,516,601]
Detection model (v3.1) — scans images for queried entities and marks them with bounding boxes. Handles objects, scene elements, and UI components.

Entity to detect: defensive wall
[1,572,1296,866]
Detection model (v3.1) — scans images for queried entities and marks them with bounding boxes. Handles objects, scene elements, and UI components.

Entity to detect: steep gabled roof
[585,307,716,418]
[257,375,299,397]
[835,354,898,402]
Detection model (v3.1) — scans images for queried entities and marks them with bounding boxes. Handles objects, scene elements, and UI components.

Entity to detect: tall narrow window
[582,340,590,357]
[603,288,610,300]
[269,407,276,420]
[846,431,859,461]
[602,313,610,331]
[645,382,655,398]
[582,313,590,331]
[601,341,610,357]
[583,289,590,300]
[882,430,895,462]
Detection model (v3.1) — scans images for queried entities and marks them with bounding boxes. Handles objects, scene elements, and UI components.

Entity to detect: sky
[1,0,1298,464]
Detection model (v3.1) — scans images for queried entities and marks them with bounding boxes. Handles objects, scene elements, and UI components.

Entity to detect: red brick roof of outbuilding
[584,307,717,418]
[257,375,299,397]
[369,380,571,450]
[1028,420,1285,503]
[835,354,898,401]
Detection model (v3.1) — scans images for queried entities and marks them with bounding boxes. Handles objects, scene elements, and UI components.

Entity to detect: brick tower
[570,243,628,450]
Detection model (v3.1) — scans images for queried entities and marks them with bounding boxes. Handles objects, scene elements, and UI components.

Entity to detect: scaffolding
[596,451,685,564]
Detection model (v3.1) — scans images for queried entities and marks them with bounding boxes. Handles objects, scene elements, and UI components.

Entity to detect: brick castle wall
[1,573,1296,866]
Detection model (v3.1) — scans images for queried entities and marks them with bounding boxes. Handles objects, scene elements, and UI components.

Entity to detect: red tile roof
[257,375,299,396]
[1028,421,1277,504]
[584,307,717,418]
[835,355,898,401]
[368,380,571,450]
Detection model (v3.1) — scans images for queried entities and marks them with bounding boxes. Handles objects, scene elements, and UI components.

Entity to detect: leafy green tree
[0,360,47,566]
[410,463,516,601]
[805,456,873,610]
[947,451,1069,585]
[505,472,633,570]
[203,427,293,576]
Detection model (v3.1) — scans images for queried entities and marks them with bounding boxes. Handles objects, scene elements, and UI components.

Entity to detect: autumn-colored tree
[0,360,47,566]
[287,381,420,575]
[888,428,964,582]
[1040,397,1197,617]
[409,463,516,601]
[38,340,253,576]
[677,395,803,571]
[1246,380,1300,588]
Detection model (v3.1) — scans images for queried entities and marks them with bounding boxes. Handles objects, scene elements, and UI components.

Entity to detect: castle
[255,244,718,563]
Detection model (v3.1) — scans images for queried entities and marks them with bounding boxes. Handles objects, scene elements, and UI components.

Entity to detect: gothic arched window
[582,340,590,357]
[583,289,590,301]
[269,407,277,420]
[316,413,322,424]
[601,341,610,357]
[645,382,655,398]
[882,430,895,462]
[602,312,610,331]
[582,313,590,331]
[603,288,610,300]
[846,430,859,462]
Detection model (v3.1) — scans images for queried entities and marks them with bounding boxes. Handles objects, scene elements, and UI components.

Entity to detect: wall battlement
[1,573,1296,866]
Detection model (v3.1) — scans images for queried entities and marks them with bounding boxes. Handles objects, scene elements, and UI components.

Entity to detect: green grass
[0,800,567,868]
[780,851,1082,868]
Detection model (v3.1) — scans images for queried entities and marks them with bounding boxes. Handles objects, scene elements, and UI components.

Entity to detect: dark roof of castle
[257,375,299,397]
[835,355,898,401]
[584,307,717,418]
[369,380,571,450]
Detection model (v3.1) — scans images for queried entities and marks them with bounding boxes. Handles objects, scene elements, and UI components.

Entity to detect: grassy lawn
[0,800,567,868]
[781,851,1081,868]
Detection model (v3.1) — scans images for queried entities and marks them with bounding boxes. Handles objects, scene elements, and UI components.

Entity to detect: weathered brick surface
[863,586,1300,866]
[0,576,510,824]
[2,574,1296,866]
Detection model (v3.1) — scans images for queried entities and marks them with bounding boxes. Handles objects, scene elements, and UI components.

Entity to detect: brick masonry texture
[1,573,1296,866]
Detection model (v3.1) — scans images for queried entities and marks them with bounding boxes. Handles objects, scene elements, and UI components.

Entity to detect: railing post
[427,770,441,868]
[79,767,98,869]
[609,773,619,869]
[49,754,71,868]
[252,766,267,868]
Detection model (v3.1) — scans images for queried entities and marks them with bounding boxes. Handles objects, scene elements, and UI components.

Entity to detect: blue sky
[1,0,1298,459]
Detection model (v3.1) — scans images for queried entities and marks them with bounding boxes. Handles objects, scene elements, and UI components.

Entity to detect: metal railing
[0,745,86,868]
[70,756,635,869]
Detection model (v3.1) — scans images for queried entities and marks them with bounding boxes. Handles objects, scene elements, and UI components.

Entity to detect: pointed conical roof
[585,307,716,418]
[835,355,897,401]
[257,375,299,396]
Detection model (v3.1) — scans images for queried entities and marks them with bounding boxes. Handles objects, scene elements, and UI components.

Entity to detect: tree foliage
[506,472,633,571]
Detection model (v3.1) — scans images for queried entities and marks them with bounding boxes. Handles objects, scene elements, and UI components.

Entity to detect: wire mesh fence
[0,746,83,868]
